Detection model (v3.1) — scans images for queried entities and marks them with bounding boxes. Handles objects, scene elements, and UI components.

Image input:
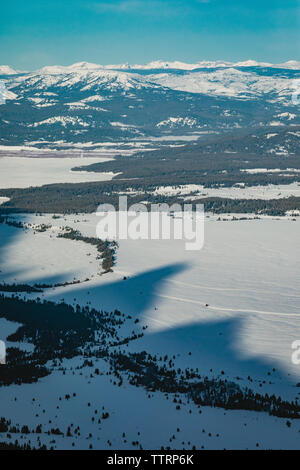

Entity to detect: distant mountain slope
[0,60,299,147]
[0,65,19,75]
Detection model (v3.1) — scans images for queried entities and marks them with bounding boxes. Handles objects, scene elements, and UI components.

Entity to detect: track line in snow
[165,279,300,298]
[158,294,300,318]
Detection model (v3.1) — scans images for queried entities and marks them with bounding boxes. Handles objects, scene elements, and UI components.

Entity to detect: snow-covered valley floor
[149,182,300,200]
[0,212,299,449]
[0,156,117,188]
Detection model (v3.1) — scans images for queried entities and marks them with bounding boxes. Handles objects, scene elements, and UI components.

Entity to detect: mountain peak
[38,62,104,74]
[69,61,103,70]
[0,65,18,75]
[31,59,300,74]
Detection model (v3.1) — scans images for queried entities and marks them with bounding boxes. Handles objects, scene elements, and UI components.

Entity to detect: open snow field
[0,156,117,188]
[149,182,300,200]
[0,150,299,449]
[0,197,9,205]
[1,213,300,381]
[0,354,300,450]
[0,212,300,449]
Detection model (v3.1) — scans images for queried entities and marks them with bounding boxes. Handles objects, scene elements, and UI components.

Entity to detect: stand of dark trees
[58,227,117,272]
[0,294,124,386]
[1,181,299,216]
[0,294,299,420]
[114,351,300,420]
[0,283,42,293]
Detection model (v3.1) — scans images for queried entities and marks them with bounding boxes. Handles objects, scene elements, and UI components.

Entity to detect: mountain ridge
[0,59,299,148]
[1,59,300,75]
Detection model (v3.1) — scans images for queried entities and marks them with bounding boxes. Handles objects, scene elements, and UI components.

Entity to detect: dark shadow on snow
[0,217,297,387]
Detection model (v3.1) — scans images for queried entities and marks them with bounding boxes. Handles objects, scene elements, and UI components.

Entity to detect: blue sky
[1,0,299,69]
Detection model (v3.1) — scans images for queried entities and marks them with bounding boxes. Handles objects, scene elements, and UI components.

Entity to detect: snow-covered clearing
[141,182,300,200]
[1,214,299,380]
[240,168,300,174]
[0,156,117,188]
[148,68,299,102]
[0,355,299,450]
[0,197,9,205]
[0,213,300,449]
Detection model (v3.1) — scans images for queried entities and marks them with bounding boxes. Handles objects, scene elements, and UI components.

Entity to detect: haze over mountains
[0,59,299,148]
[3,59,300,74]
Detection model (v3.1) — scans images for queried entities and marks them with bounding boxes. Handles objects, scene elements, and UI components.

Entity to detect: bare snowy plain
[0,156,300,450]
[0,155,118,188]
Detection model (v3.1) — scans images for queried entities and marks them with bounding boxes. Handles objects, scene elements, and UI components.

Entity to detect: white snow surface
[0,212,300,449]
[146,182,300,200]
[148,68,299,101]
[0,197,9,205]
[240,168,300,174]
[156,117,198,128]
[0,156,117,188]
[0,354,299,450]
[1,213,299,380]
[30,59,300,72]
[0,65,18,75]
[4,59,300,103]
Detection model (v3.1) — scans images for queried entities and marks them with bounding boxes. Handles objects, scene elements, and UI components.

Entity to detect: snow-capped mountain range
[0,60,299,148]
[3,59,300,74]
